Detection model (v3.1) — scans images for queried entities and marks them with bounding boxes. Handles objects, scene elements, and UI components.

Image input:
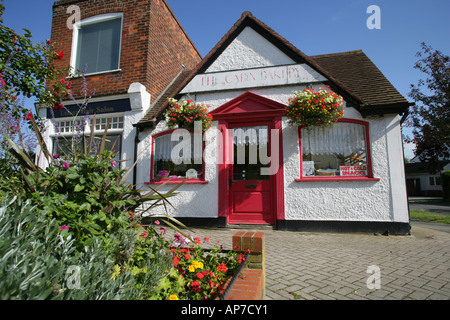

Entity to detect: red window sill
[295,177,380,182]
[145,179,209,185]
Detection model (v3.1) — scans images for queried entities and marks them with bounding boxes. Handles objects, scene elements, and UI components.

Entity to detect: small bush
[0,196,170,300]
[26,150,135,249]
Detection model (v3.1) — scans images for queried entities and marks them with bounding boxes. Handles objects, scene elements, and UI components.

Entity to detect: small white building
[133,12,412,234]
[405,160,450,197]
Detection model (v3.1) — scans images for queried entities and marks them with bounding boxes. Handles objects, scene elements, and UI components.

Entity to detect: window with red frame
[299,120,371,178]
[152,131,203,180]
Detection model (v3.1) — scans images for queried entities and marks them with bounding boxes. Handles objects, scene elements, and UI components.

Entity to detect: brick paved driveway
[177,223,450,300]
[264,225,450,300]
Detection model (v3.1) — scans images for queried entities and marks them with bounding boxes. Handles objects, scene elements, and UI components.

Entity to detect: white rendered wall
[205,27,295,72]
[137,120,220,219]
[282,112,409,223]
[143,83,409,223]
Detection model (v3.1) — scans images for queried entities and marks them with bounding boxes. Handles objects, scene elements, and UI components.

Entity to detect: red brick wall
[50,0,201,101]
[146,0,200,98]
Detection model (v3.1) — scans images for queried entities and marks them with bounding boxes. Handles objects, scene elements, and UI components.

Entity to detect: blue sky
[2,0,450,159]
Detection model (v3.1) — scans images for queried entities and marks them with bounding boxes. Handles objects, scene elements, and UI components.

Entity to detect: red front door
[228,122,275,224]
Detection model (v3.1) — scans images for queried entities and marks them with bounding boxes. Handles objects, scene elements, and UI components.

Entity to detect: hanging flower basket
[165,98,213,132]
[286,86,344,128]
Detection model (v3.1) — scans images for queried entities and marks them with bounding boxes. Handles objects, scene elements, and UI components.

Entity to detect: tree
[0,1,69,112]
[407,42,450,172]
[0,0,71,193]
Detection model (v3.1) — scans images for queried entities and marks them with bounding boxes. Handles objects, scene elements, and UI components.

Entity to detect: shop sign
[180,63,326,93]
[48,98,131,118]
[340,165,367,176]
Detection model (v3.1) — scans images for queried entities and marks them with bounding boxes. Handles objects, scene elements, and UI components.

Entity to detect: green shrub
[26,150,134,249]
[0,196,171,300]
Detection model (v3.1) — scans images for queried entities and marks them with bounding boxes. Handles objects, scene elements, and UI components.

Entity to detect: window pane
[76,18,121,73]
[232,126,269,181]
[95,117,124,131]
[53,134,121,163]
[429,177,435,186]
[153,133,203,179]
[302,122,368,177]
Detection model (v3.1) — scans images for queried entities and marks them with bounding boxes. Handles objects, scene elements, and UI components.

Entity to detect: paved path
[171,222,450,300]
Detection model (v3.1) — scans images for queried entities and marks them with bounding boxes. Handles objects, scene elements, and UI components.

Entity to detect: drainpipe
[133,127,140,189]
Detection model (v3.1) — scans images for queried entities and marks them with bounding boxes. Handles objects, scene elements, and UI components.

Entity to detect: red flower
[24,111,32,121]
[217,263,227,273]
[191,281,201,293]
[54,51,64,60]
[184,254,190,260]
[173,256,180,266]
[197,272,204,279]
[52,103,64,110]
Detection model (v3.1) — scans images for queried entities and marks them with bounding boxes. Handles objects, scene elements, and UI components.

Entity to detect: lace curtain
[233,126,268,147]
[154,133,203,162]
[302,122,366,156]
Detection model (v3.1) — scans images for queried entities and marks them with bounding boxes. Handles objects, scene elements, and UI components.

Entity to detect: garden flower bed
[139,224,249,300]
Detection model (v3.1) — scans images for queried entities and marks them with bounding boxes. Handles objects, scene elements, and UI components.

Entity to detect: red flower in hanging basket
[165,98,212,132]
[286,87,344,127]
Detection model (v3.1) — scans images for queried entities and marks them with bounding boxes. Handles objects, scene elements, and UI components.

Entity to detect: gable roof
[136,11,411,129]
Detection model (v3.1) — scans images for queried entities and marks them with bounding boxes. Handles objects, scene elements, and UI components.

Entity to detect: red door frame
[227,120,275,224]
[211,92,285,225]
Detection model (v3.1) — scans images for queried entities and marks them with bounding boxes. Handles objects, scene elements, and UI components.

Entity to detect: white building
[132,12,412,234]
